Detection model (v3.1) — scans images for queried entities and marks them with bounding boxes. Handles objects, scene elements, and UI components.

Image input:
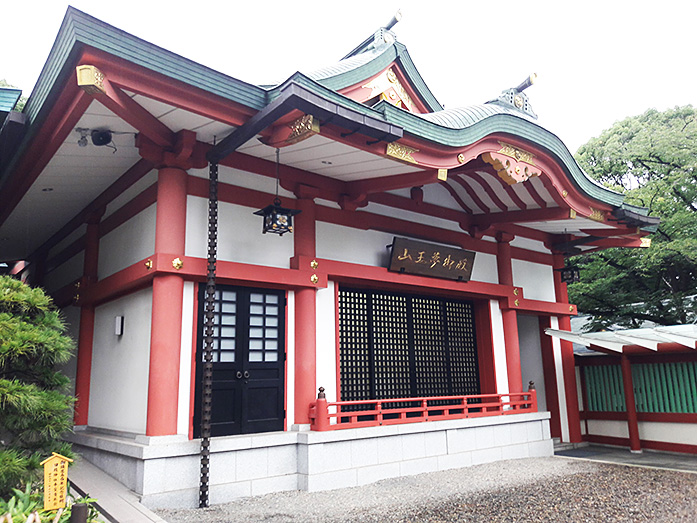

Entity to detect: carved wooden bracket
[481,142,541,185]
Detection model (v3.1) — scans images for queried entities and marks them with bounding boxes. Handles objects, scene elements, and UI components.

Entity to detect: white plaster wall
[177,282,195,436]
[510,236,551,254]
[549,316,570,442]
[99,205,156,279]
[316,282,337,402]
[586,420,629,439]
[89,287,152,433]
[489,300,508,395]
[316,222,499,285]
[471,252,498,284]
[638,422,697,445]
[43,252,84,294]
[186,196,293,268]
[517,315,547,412]
[286,291,295,427]
[316,222,393,267]
[511,259,555,302]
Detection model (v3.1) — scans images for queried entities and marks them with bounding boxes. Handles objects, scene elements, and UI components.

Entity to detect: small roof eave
[546,325,697,353]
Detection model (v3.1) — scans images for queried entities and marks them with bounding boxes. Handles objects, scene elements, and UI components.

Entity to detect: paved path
[70,458,166,523]
[556,444,697,473]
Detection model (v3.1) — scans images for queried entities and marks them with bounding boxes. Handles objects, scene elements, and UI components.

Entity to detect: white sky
[2,1,695,153]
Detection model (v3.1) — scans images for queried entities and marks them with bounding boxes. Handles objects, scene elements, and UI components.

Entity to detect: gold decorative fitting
[172,258,184,270]
[285,114,320,146]
[386,142,418,164]
[76,65,106,95]
[640,237,652,248]
[74,281,81,289]
[514,95,524,109]
[514,299,520,307]
[589,207,606,222]
[457,153,466,164]
[562,189,569,198]
[144,259,153,270]
[513,288,519,296]
[497,141,536,165]
[437,169,448,181]
[569,305,575,312]
[569,209,577,219]
[363,68,415,112]
[310,274,319,284]
[310,259,319,269]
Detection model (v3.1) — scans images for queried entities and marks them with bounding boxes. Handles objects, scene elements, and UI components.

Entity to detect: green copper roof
[5,6,645,219]
[0,88,21,113]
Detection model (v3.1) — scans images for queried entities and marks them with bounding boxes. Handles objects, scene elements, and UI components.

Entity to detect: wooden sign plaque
[388,237,476,282]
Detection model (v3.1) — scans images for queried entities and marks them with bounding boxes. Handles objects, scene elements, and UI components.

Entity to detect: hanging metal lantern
[254,148,300,236]
[254,197,300,236]
[559,265,581,284]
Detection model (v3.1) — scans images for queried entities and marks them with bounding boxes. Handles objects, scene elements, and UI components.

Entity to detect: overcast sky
[2,1,695,153]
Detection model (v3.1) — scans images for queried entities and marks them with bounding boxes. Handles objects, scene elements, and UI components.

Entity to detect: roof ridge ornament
[489,73,538,119]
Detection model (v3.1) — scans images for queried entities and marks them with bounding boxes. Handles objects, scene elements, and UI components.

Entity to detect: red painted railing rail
[309,391,537,431]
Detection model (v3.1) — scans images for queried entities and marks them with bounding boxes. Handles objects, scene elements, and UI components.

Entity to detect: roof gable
[305,30,442,114]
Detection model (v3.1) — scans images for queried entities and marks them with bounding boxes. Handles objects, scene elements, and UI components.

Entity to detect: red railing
[309,391,537,431]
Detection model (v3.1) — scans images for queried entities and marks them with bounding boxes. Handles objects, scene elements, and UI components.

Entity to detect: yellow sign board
[40,453,73,511]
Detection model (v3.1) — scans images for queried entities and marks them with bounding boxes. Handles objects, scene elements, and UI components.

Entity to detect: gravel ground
[157,457,697,522]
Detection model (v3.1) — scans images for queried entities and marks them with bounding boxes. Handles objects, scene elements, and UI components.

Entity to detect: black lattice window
[339,288,480,402]
[208,289,237,363]
[248,292,281,362]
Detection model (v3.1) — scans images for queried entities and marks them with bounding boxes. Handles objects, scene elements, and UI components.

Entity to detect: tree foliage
[0,276,75,497]
[570,106,697,330]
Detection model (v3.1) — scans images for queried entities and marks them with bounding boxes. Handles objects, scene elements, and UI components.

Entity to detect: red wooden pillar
[553,254,582,443]
[294,195,317,425]
[496,233,522,393]
[620,354,642,452]
[74,211,102,425]
[146,167,187,436]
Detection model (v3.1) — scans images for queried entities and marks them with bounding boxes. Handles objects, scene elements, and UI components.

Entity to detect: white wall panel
[518,315,547,412]
[471,252,498,284]
[177,282,195,436]
[99,205,156,279]
[511,259,555,302]
[89,287,152,433]
[186,196,293,268]
[316,222,393,267]
[638,422,697,445]
[489,300,508,395]
[316,282,337,402]
[586,420,629,439]
[44,253,83,294]
[550,316,569,442]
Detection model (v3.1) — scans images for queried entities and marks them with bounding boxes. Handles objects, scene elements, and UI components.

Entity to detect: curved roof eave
[375,100,626,209]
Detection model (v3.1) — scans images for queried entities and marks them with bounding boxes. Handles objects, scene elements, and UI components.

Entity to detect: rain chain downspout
[199,161,218,508]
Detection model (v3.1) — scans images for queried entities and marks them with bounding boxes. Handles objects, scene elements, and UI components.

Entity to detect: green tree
[0,79,26,111]
[0,276,75,497]
[570,106,697,330]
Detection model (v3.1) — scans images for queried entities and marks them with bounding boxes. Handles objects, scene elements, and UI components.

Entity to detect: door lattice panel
[338,290,371,402]
[412,297,449,397]
[445,301,480,396]
[339,288,480,403]
[372,293,411,400]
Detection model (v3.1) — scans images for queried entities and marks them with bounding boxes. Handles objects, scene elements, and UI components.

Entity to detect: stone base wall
[67,412,552,509]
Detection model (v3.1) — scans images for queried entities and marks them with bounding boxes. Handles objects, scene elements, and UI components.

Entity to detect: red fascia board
[581,411,697,424]
[80,48,255,127]
[78,254,326,307]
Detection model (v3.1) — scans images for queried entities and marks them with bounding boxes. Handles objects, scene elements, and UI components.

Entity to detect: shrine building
[0,7,667,508]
